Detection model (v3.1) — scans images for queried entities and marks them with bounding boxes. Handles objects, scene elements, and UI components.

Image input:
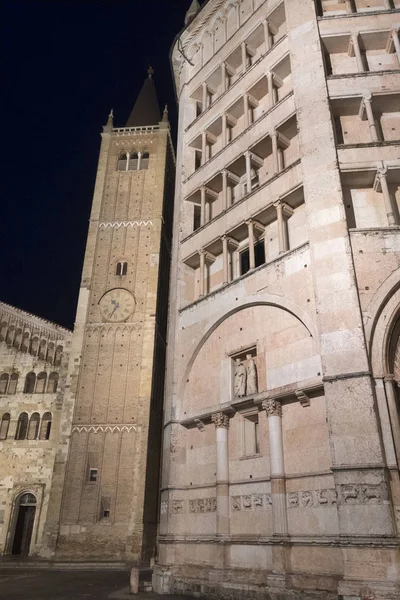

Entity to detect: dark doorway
[11,494,36,556]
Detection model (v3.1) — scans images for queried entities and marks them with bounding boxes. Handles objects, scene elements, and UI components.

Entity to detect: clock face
[98,289,135,323]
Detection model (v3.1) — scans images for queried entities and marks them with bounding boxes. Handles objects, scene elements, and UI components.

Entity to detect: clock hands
[110,299,120,318]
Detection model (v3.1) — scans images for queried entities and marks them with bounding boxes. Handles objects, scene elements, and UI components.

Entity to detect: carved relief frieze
[287,484,388,508]
[189,497,217,513]
[231,493,272,511]
[160,500,168,515]
[172,500,185,514]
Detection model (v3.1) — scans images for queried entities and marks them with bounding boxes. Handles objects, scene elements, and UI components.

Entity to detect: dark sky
[1,0,190,330]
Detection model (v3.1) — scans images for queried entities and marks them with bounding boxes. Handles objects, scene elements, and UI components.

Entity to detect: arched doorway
[11,493,36,556]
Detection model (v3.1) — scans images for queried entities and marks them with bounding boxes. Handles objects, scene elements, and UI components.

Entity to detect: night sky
[2,0,190,330]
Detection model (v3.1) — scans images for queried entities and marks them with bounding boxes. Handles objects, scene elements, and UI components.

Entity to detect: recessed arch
[178,294,319,403]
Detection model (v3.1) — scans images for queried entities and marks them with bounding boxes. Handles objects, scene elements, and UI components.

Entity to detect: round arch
[178,294,319,402]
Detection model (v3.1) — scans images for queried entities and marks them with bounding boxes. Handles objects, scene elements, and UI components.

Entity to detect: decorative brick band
[98,220,153,230]
[72,424,137,434]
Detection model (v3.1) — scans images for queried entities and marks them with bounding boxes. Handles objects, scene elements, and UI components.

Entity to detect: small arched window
[15,413,28,440]
[36,372,47,394]
[116,261,128,277]
[128,152,138,171]
[55,345,63,366]
[8,373,18,395]
[19,493,36,506]
[38,340,47,361]
[24,372,36,394]
[39,412,52,440]
[27,413,40,440]
[30,336,39,355]
[21,332,30,353]
[0,373,9,394]
[6,326,15,346]
[47,372,59,393]
[118,152,128,171]
[47,342,55,363]
[141,151,150,170]
[0,413,10,440]
[0,322,7,342]
[14,329,22,349]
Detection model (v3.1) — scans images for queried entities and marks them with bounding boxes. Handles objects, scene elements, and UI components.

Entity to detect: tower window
[89,468,98,482]
[118,152,128,171]
[141,151,150,170]
[129,152,139,170]
[24,372,36,393]
[15,413,28,440]
[116,261,128,277]
[0,373,9,394]
[193,205,201,231]
[0,413,10,440]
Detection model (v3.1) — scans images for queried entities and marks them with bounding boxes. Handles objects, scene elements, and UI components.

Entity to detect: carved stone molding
[231,493,272,511]
[72,424,137,434]
[262,399,282,418]
[172,500,185,514]
[212,412,230,429]
[98,220,153,230]
[287,483,388,508]
[160,500,168,515]
[189,497,217,513]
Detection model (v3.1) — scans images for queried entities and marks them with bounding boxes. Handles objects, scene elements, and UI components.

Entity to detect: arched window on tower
[39,412,52,440]
[36,372,47,394]
[0,322,7,342]
[15,413,28,440]
[129,152,139,171]
[118,152,128,171]
[30,336,39,355]
[47,372,58,393]
[0,373,9,394]
[8,373,18,394]
[0,413,10,440]
[27,413,40,440]
[47,342,55,363]
[21,332,30,353]
[6,326,14,346]
[55,345,63,366]
[24,372,36,394]
[38,340,47,361]
[13,329,22,349]
[141,151,150,170]
[116,261,128,277]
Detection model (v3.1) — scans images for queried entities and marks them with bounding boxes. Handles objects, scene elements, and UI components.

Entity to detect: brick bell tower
[44,69,175,564]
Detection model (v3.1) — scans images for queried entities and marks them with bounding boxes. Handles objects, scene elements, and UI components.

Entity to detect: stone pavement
[0,569,189,600]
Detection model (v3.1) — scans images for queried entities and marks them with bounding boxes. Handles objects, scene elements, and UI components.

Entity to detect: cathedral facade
[0,302,71,556]
[153,1,400,599]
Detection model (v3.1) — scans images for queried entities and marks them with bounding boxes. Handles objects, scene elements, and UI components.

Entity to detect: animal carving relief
[232,496,242,511]
[231,493,272,511]
[172,500,185,514]
[189,498,217,513]
[287,485,387,508]
[341,484,362,505]
[160,500,168,515]
[242,495,252,509]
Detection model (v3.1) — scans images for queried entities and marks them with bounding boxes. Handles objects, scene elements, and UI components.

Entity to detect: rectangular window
[89,468,98,482]
[243,414,260,457]
[254,241,265,268]
[195,150,202,171]
[240,248,250,276]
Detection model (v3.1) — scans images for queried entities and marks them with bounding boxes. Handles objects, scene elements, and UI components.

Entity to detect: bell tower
[45,71,175,563]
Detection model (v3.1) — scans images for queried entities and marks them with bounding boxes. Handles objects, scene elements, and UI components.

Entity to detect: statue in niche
[234,358,247,397]
[246,354,258,395]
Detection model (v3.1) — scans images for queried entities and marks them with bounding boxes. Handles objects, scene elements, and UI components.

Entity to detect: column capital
[262,398,282,418]
[384,374,395,383]
[362,93,372,104]
[212,412,230,429]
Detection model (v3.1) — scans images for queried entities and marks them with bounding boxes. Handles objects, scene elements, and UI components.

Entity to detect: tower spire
[126,69,161,128]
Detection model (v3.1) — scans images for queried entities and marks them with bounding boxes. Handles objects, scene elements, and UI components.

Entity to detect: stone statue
[234,358,246,397]
[246,354,258,395]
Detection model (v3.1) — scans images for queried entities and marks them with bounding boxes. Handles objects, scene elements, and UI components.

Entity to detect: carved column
[350,33,365,73]
[362,95,379,142]
[222,170,228,210]
[222,113,227,147]
[267,72,276,110]
[271,131,280,174]
[244,94,250,129]
[391,30,400,65]
[125,151,130,171]
[199,249,205,297]
[245,150,252,193]
[374,168,397,226]
[212,412,230,536]
[137,151,142,171]
[200,187,206,227]
[202,82,208,112]
[241,42,248,73]
[274,200,292,253]
[384,375,400,467]
[262,399,288,535]
[201,132,207,165]
[263,20,273,52]
[222,236,229,284]
[221,62,228,93]
[247,220,255,270]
